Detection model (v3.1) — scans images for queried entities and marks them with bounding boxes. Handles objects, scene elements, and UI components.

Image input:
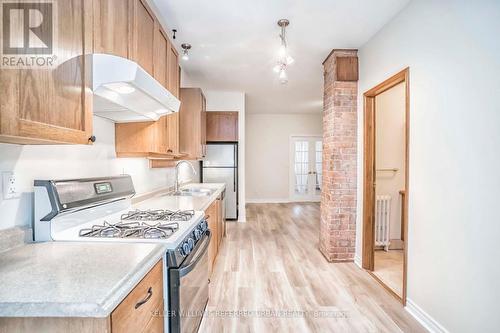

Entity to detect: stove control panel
[199,220,208,232]
[167,218,208,267]
[178,219,208,257]
[94,182,113,194]
[193,229,202,241]
[181,238,194,256]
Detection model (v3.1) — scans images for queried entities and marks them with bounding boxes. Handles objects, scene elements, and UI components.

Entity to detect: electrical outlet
[2,171,19,200]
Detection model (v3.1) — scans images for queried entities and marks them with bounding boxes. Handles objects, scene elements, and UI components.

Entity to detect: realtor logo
[1,0,56,68]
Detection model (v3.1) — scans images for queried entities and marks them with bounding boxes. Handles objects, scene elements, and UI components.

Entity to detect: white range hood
[92,54,180,123]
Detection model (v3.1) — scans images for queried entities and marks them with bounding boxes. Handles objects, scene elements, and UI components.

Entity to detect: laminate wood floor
[199,203,425,333]
[373,250,404,298]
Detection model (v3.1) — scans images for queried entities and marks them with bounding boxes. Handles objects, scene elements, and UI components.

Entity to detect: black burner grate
[77,209,195,239]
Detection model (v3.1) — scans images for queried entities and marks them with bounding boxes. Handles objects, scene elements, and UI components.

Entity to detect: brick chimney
[319,49,358,262]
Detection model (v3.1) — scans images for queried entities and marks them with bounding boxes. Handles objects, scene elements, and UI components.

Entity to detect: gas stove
[33,175,211,333]
[33,176,205,248]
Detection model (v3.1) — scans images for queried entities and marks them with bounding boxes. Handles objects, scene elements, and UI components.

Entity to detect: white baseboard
[246,198,292,204]
[405,298,448,333]
[246,198,320,204]
[354,254,362,268]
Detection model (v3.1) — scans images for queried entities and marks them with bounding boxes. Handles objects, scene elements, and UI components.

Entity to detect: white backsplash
[0,116,197,231]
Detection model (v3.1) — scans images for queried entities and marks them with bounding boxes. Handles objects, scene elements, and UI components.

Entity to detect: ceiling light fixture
[181,43,191,61]
[278,66,288,84]
[273,19,294,84]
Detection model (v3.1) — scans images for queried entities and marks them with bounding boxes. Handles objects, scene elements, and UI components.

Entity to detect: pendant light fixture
[181,43,191,61]
[273,19,294,84]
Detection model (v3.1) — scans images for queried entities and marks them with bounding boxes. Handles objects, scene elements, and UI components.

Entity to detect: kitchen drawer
[111,260,163,333]
[206,202,218,275]
[142,301,164,333]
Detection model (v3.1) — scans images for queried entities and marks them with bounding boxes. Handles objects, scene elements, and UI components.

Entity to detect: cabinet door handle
[205,215,210,219]
[135,287,153,309]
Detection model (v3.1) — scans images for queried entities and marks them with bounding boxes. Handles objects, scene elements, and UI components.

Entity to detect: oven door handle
[179,230,211,277]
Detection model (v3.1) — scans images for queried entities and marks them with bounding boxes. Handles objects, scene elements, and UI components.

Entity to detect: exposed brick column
[320,49,358,262]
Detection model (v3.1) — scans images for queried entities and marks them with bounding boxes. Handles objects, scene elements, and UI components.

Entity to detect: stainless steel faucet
[174,160,197,193]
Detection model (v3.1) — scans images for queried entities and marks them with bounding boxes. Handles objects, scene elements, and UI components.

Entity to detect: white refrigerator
[202,143,238,220]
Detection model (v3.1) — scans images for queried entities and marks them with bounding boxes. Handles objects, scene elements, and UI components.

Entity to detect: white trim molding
[354,254,362,269]
[246,198,321,204]
[405,298,449,333]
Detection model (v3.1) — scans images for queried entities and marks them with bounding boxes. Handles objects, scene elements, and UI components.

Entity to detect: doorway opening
[362,68,409,304]
[289,136,322,202]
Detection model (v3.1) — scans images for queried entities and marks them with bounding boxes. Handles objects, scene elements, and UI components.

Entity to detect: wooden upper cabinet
[112,0,181,161]
[0,0,180,147]
[115,112,180,159]
[179,88,206,159]
[201,99,207,156]
[166,113,179,154]
[206,112,239,142]
[115,121,157,158]
[153,25,168,88]
[131,0,155,76]
[167,45,180,98]
[0,0,93,145]
[93,0,131,58]
[152,113,178,155]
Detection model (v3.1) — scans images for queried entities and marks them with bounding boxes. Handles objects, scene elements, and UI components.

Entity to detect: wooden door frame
[362,68,410,305]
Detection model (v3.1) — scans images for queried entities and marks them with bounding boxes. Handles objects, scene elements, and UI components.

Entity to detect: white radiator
[375,195,391,251]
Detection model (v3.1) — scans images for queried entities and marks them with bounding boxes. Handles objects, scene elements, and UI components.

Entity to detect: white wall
[0,116,196,231]
[204,90,247,222]
[356,0,500,331]
[375,82,405,240]
[246,113,322,202]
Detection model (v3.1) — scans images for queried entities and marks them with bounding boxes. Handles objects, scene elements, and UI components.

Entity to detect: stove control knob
[181,242,191,256]
[199,221,208,232]
[187,237,195,250]
[194,229,202,241]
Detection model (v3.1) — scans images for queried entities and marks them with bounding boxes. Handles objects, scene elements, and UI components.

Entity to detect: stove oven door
[169,230,211,333]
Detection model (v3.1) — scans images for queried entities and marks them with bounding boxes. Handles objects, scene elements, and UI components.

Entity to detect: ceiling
[152,0,410,114]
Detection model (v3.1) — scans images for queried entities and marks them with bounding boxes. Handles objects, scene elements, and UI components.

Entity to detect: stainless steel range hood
[92,54,180,123]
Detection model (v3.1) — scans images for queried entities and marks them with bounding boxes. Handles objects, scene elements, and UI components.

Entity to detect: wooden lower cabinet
[111,260,163,333]
[0,260,164,333]
[215,198,223,248]
[206,201,218,275]
[142,301,164,333]
[206,197,225,276]
[0,318,111,333]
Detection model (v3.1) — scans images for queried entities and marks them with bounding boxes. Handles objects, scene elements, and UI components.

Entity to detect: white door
[289,136,322,201]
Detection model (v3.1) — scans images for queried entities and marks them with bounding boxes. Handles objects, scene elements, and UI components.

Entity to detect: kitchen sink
[170,188,214,197]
